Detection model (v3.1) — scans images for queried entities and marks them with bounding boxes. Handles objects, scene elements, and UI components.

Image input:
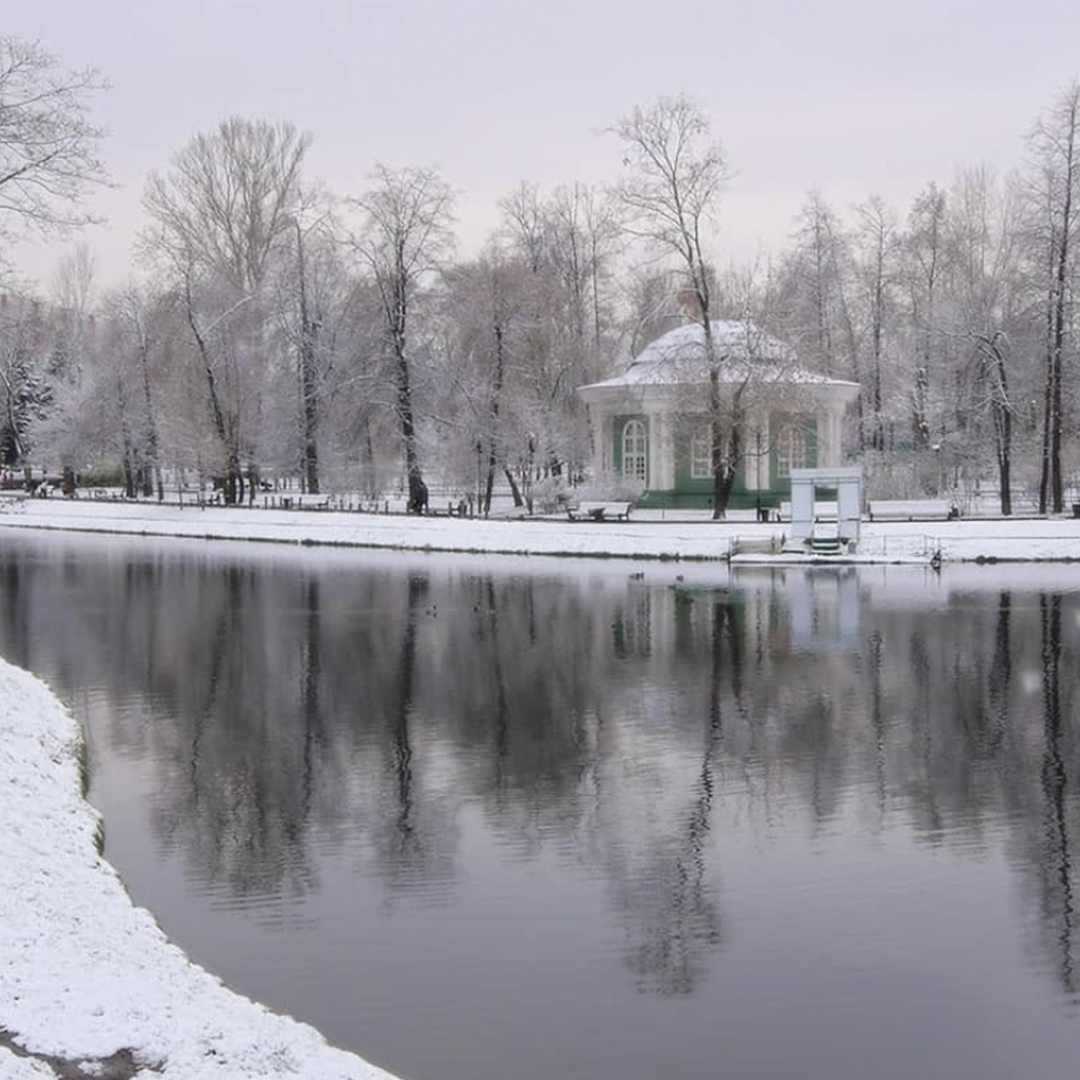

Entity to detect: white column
[646,412,656,489]
[823,409,840,465]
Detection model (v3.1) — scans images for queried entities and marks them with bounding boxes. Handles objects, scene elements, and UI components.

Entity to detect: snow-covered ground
[2,496,1079,1079]
[3,493,1080,563]
[0,659,402,1080]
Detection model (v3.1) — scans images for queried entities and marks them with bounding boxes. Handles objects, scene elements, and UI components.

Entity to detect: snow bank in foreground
[0,660,403,1080]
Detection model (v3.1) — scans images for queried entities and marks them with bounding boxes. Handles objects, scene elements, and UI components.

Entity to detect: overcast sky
[8,0,1080,293]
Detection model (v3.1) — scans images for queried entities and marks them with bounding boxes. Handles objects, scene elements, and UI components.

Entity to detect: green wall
[612,413,819,509]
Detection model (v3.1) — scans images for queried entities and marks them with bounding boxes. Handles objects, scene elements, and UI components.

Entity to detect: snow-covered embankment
[0,659,403,1080]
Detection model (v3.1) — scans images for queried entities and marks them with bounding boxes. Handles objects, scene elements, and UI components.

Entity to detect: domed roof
[578,319,860,405]
[580,320,820,393]
[631,320,796,373]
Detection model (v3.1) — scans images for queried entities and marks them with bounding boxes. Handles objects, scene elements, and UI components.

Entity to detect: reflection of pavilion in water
[614,566,863,659]
[606,570,1080,1004]
[740,566,862,653]
[600,564,868,995]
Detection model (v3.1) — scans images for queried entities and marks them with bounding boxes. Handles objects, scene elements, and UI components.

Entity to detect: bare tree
[1025,81,1080,514]
[0,293,51,474]
[0,37,109,268]
[775,191,858,382]
[500,183,548,274]
[52,243,97,315]
[348,165,455,513]
[610,94,739,517]
[294,218,321,494]
[438,243,536,514]
[143,117,309,294]
[903,182,950,450]
[947,167,1026,515]
[48,244,97,492]
[27,275,176,500]
[142,117,310,503]
[852,196,899,452]
[261,205,358,495]
[499,182,622,486]
[107,285,167,499]
[619,265,687,359]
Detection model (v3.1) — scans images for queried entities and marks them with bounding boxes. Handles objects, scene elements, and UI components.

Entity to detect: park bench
[566,500,633,522]
[867,499,957,522]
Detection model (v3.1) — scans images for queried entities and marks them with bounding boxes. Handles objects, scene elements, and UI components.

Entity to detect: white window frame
[776,423,807,478]
[690,425,712,480]
[621,419,648,482]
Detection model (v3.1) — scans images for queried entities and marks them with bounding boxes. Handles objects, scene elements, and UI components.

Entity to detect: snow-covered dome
[632,320,796,369]
[583,320,806,392]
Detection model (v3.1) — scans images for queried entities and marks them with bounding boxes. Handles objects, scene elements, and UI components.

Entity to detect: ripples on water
[2,534,1080,1080]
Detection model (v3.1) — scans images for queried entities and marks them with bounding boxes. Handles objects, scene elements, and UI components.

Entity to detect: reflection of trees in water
[431,573,610,856]
[1037,594,1075,999]
[0,558,30,668]
[610,596,733,995]
[874,587,1079,1003]
[2,543,1080,1000]
[361,572,461,899]
[149,564,321,903]
[300,577,323,825]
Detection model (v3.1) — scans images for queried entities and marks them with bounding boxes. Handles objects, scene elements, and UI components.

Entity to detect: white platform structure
[786,467,863,554]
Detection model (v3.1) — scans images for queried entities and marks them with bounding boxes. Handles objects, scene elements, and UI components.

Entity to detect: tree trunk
[138,338,164,501]
[710,368,744,520]
[483,447,497,516]
[388,285,426,514]
[992,346,1012,517]
[713,430,741,519]
[185,281,241,505]
[912,366,930,449]
[1039,96,1076,515]
[995,415,1012,517]
[710,368,725,519]
[297,223,320,496]
[116,373,136,498]
[481,316,507,516]
[503,466,523,507]
[977,333,1013,516]
[399,351,426,512]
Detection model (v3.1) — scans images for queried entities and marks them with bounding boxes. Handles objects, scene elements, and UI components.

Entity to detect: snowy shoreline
[0,660,403,1080]
[3,494,1080,563]
[2,497,1080,1079]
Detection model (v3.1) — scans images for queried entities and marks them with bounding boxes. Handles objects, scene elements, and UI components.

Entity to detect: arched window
[622,419,647,482]
[776,424,807,478]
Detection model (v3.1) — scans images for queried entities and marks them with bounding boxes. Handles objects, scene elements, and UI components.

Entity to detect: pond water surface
[2,532,1079,1080]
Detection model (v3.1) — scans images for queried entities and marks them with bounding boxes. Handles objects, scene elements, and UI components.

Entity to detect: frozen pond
[1,531,1079,1080]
